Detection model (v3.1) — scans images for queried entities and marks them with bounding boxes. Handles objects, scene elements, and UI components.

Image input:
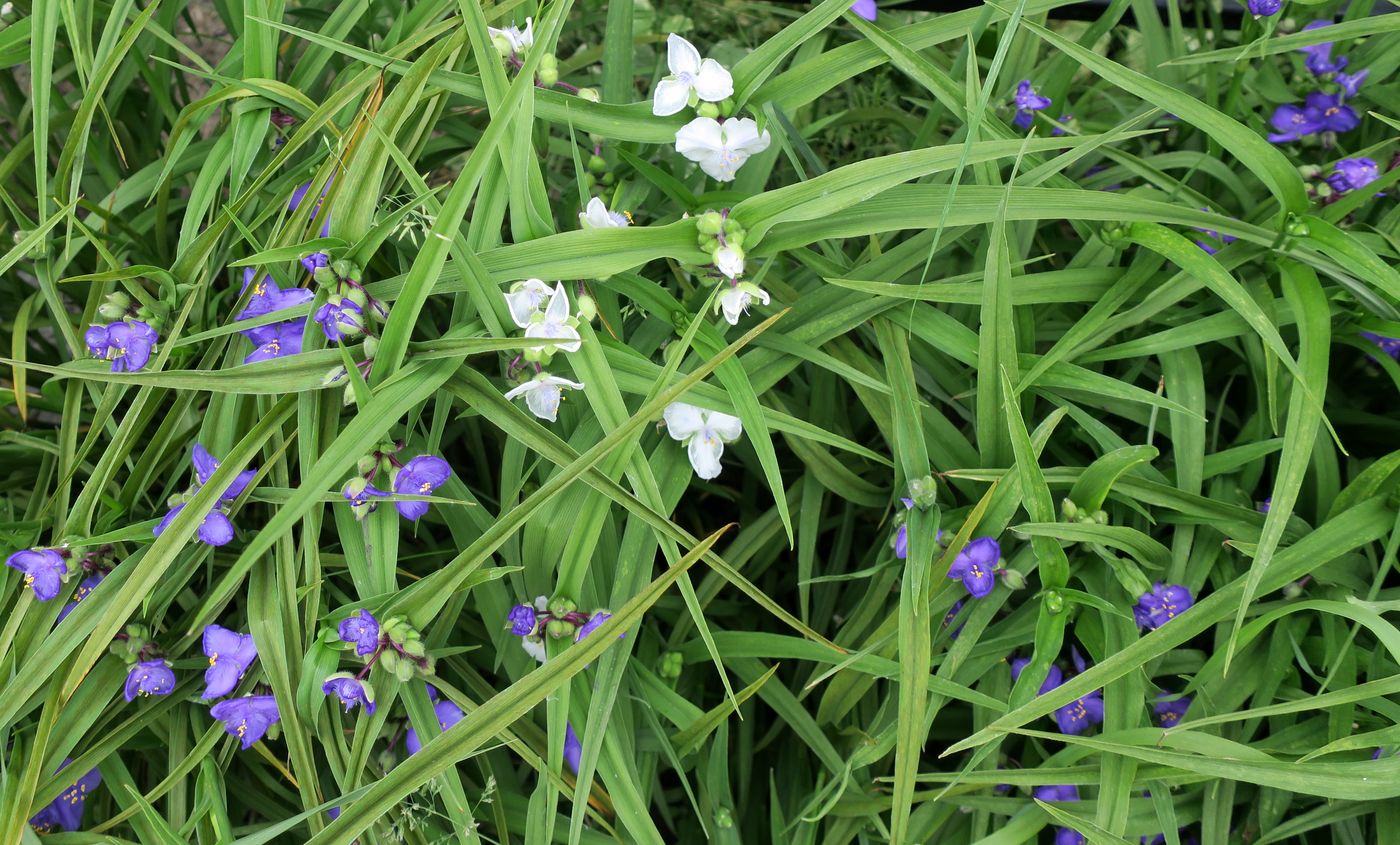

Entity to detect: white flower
[579,197,629,229]
[674,117,771,182]
[521,638,547,663]
[523,283,582,353]
[505,279,552,328]
[652,34,734,116]
[715,282,770,326]
[714,244,744,279]
[503,373,585,422]
[663,402,743,480]
[489,17,534,54]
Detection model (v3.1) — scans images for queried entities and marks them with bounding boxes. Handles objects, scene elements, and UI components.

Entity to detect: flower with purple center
[85,320,159,373]
[202,624,258,699]
[314,297,364,342]
[1298,21,1348,76]
[1034,784,1080,802]
[6,548,68,601]
[1012,80,1052,129]
[57,573,104,623]
[1328,157,1379,193]
[1245,0,1280,16]
[1361,331,1400,361]
[322,674,376,714]
[508,604,537,636]
[209,695,281,750]
[237,269,315,323]
[28,760,100,833]
[564,723,583,774]
[1134,583,1194,629]
[338,609,380,656]
[124,659,176,701]
[1154,693,1191,727]
[406,697,465,754]
[392,455,452,520]
[850,0,877,20]
[947,537,999,598]
[1267,92,1359,142]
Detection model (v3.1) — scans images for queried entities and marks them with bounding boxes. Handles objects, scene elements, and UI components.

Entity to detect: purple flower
[153,445,256,547]
[243,318,307,364]
[1011,658,1065,694]
[942,599,965,639]
[6,548,68,601]
[57,573,104,623]
[1134,583,1194,629]
[508,604,537,636]
[1246,0,1280,15]
[1361,331,1400,361]
[564,723,583,774]
[1267,92,1357,142]
[323,675,376,714]
[1057,829,1087,845]
[339,609,381,656]
[314,298,364,342]
[28,760,100,833]
[850,0,876,20]
[1013,80,1052,130]
[1154,693,1191,727]
[1052,115,1072,136]
[155,503,235,546]
[1328,157,1379,193]
[893,497,913,559]
[405,698,465,754]
[86,320,159,373]
[947,537,999,598]
[1034,784,1080,801]
[124,659,176,701]
[1337,69,1368,99]
[192,444,256,503]
[202,624,258,699]
[1259,497,1272,513]
[392,455,452,520]
[300,251,330,275]
[209,695,281,750]
[1054,689,1105,735]
[575,611,614,642]
[237,270,315,323]
[343,480,389,508]
[1298,21,1348,76]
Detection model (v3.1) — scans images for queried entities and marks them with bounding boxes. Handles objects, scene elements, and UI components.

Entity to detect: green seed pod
[1044,590,1065,614]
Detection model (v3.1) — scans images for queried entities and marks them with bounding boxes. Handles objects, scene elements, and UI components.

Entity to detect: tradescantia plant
[2,0,1400,841]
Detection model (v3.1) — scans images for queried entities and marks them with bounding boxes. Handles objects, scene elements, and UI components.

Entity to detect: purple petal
[198,511,236,546]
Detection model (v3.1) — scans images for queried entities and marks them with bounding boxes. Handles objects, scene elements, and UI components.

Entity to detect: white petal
[541,376,586,390]
[714,246,744,279]
[518,17,534,49]
[724,118,772,155]
[663,401,706,440]
[693,59,734,102]
[503,381,535,401]
[505,279,550,327]
[687,433,725,479]
[525,321,582,353]
[718,288,746,324]
[521,638,547,663]
[525,383,563,421]
[666,33,702,76]
[652,77,692,117]
[698,151,743,182]
[544,283,571,322]
[674,117,724,160]
[707,411,743,442]
[580,197,610,229]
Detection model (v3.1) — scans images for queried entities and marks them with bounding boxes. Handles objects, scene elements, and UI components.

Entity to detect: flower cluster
[153,444,257,546]
[1267,22,1367,144]
[322,609,433,718]
[655,34,771,183]
[307,256,387,347]
[236,268,313,364]
[342,447,452,522]
[505,596,616,663]
[694,209,770,325]
[663,401,744,480]
[502,280,587,422]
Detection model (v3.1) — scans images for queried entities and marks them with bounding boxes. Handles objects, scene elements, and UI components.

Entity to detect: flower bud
[1060,498,1080,521]
[356,455,378,475]
[97,302,128,321]
[585,172,597,188]
[547,596,577,616]
[378,649,400,674]
[1282,579,1308,599]
[393,657,416,682]
[576,294,597,322]
[696,211,724,236]
[545,618,573,639]
[907,475,938,509]
[587,154,607,174]
[400,638,426,658]
[697,102,720,119]
[536,54,559,87]
[659,651,684,680]
[1043,589,1065,614]
[362,336,379,358]
[1000,568,1028,590]
[491,32,514,57]
[577,87,601,102]
[332,259,360,282]
[1092,509,1108,525]
[313,265,338,288]
[1285,215,1310,238]
[600,171,614,186]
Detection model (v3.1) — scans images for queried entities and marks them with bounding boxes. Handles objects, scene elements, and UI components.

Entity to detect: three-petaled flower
[1298,21,1348,76]
[504,372,586,422]
[153,444,257,547]
[85,320,158,373]
[652,33,733,117]
[339,609,381,656]
[1034,784,1080,802]
[57,573,104,622]
[1134,583,1194,629]
[202,624,258,699]
[6,548,69,601]
[947,537,1000,599]
[1245,0,1280,16]
[579,197,630,229]
[504,278,553,327]
[1012,80,1052,130]
[1011,657,1104,735]
[237,270,313,364]
[489,17,534,55]
[391,455,452,520]
[1328,157,1379,193]
[513,283,583,354]
[1267,92,1358,143]
[322,674,376,714]
[715,282,770,326]
[1154,693,1191,727]
[663,402,744,480]
[210,695,281,750]
[674,117,772,182]
[124,659,176,701]
[1361,331,1400,361]
[575,610,614,641]
[28,760,100,834]
[314,297,364,342]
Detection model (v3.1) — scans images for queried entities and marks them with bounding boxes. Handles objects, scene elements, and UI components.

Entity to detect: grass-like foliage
[4,0,1400,841]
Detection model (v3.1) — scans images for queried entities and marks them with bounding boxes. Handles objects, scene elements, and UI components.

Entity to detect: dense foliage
[3,0,1400,842]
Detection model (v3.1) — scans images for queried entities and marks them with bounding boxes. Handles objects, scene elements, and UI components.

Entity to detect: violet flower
[202,624,258,699]
[57,573,104,623]
[405,697,465,754]
[314,298,364,342]
[28,760,101,833]
[508,604,537,636]
[289,179,333,237]
[1267,92,1358,143]
[893,497,913,559]
[338,609,380,656]
[243,318,307,364]
[392,455,452,520]
[1012,80,1052,130]
[575,611,613,641]
[153,444,257,547]
[850,0,876,20]
[1054,689,1105,735]
[1336,69,1368,99]
[301,251,330,275]
[1134,583,1194,630]
[947,537,999,598]
[209,695,281,750]
[564,723,582,774]
[323,675,376,714]
[1328,157,1379,193]
[6,548,68,601]
[1154,693,1191,727]
[1246,0,1280,16]
[1361,331,1400,361]
[1034,784,1080,801]
[1298,21,1348,76]
[237,270,314,322]
[85,320,158,373]
[124,659,176,701]
[1057,829,1087,845]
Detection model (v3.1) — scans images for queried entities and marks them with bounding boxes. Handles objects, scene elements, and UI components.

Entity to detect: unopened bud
[696,210,724,235]
[697,102,720,119]
[332,259,360,282]
[576,294,597,322]
[908,475,938,509]
[999,568,1028,590]
[536,55,558,87]
[587,154,607,174]
[577,87,600,102]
